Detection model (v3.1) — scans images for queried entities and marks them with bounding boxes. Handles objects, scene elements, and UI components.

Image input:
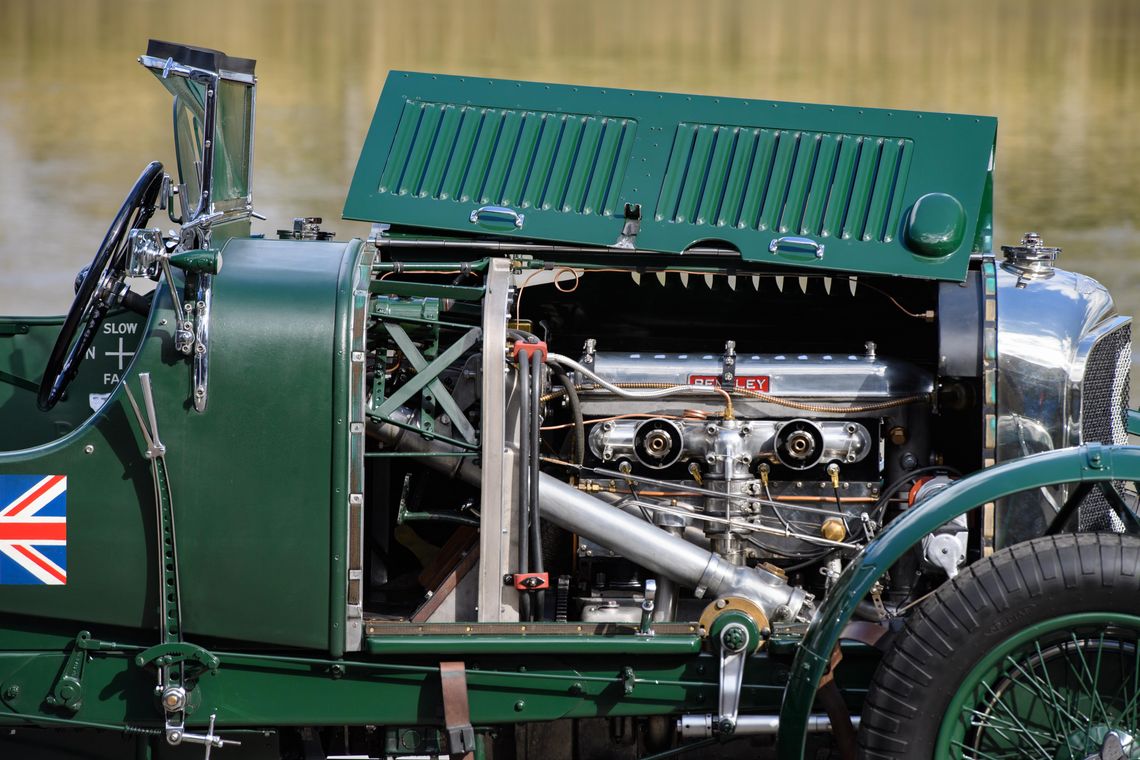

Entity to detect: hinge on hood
[613,203,642,249]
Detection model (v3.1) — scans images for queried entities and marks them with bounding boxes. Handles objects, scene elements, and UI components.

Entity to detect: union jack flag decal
[0,475,67,585]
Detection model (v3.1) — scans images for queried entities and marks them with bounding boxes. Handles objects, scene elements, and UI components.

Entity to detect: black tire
[859,533,1140,759]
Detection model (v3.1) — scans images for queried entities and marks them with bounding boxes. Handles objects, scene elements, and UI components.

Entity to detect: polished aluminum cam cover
[584,351,934,400]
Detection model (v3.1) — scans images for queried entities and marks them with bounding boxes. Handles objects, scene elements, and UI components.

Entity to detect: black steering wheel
[37,161,165,411]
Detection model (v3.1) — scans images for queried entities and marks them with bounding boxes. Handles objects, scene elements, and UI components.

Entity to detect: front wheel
[860,533,1140,760]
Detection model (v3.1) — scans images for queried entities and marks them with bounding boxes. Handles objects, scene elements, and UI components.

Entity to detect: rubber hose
[549,364,585,465]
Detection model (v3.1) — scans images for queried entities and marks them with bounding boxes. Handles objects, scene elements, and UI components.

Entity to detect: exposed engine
[363,244,1132,635]
[578,348,927,554]
[543,341,934,624]
[364,262,946,629]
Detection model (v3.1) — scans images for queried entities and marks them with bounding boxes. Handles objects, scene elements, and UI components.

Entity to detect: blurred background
[0,0,1137,317]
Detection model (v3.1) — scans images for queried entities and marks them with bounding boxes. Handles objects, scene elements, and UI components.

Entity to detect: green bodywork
[4,237,1136,755]
[0,311,146,450]
[777,443,1140,758]
[0,620,877,733]
[3,42,1135,760]
[346,72,996,281]
[0,239,359,650]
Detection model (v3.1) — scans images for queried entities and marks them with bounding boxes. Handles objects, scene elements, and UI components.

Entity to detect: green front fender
[776,443,1140,758]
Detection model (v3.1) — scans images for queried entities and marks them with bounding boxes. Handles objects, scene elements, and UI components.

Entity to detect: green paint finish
[0,640,802,728]
[347,72,995,281]
[820,135,859,238]
[737,130,778,232]
[0,310,146,450]
[0,238,364,651]
[167,248,222,275]
[905,192,967,257]
[757,130,798,232]
[362,96,636,219]
[0,609,881,733]
[840,138,879,241]
[778,133,821,235]
[370,280,486,301]
[778,443,1140,758]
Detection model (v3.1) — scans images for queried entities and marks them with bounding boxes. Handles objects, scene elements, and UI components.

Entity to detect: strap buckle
[440,661,476,759]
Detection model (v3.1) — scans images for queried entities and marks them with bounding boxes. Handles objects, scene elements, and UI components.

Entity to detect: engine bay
[363,255,984,630]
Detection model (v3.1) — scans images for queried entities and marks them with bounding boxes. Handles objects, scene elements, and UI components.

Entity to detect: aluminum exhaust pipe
[371,422,811,624]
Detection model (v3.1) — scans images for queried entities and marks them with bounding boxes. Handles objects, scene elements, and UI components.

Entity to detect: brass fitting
[688,461,703,486]
[821,518,847,542]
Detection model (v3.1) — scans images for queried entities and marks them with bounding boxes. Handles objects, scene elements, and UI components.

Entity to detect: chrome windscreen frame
[137,50,259,413]
[137,54,257,238]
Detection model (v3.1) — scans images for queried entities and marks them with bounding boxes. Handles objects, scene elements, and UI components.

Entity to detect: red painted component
[509,572,550,590]
[512,340,548,362]
[688,374,771,392]
[907,476,935,506]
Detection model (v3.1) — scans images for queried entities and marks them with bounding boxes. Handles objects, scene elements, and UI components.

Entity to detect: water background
[1,0,1137,319]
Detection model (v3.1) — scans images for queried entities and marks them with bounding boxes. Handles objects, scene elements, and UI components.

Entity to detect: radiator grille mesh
[1079,322,1132,531]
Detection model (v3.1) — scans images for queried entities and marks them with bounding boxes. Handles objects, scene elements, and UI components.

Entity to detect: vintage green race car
[1,39,1138,760]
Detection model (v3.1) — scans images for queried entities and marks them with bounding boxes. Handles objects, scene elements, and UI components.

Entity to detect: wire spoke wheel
[859,535,1140,760]
[938,614,1140,759]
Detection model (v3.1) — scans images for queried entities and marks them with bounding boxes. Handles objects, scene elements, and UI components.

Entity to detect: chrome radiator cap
[1001,231,1062,281]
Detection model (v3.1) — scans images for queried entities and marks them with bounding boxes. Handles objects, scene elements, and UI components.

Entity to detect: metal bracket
[45,631,93,712]
[166,712,239,757]
[191,275,213,412]
[135,642,220,674]
[639,579,657,635]
[373,326,482,442]
[720,339,737,389]
[613,203,642,249]
[124,377,180,642]
[620,666,637,695]
[45,631,145,713]
[1084,444,1107,471]
[716,623,749,734]
[124,374,232,752]
[154,252,214,413]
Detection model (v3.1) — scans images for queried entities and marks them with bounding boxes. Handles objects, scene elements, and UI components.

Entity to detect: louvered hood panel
[377,100,637,218]
[345,72,996,281]
[654,126,914,244]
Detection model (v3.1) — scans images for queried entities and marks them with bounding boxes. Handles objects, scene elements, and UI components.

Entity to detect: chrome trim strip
[139,55,256,84]
[980,257,998,554]
[345,241,375,651]
[191,276,211,412]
